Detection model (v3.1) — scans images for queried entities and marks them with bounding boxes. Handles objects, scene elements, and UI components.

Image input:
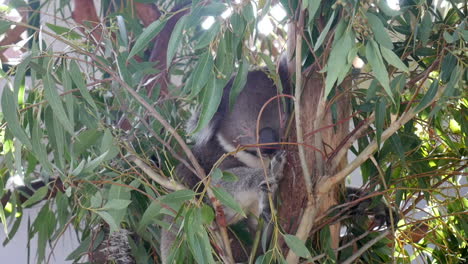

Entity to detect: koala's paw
[259,179,278,193]
[269,150,287,180]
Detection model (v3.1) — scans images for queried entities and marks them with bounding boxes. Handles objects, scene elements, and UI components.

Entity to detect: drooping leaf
[380,46,409,73]
[186,51,214,97]
[1,87,32,149]
[229,58,249,109]
[192,77,224,133]
[166,16,188,68]
[283,234,311,258]
[415,79,439,112]
[43,73,75,134]
[96,211,119,233]
[211,186,245,217]
[324,28,355,98]
[366,40,393,102]
[22,186,48,208]
[367,13,393,49]
[116,15,128,47]
[159,190,196,211]
[375,97,387,148]
[128,19,167,59]
[418,13,432,46]
[314,11,335,51]
[138,201,162,232]
[103,199,132,211]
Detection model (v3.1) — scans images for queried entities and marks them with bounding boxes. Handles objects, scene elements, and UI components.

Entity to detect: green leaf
[380,46,409,73]
[138,201,162,231]
[314,11,335,51]
[96,211,119,233]
[211,168,223,181]
[43,73,75,134]
[71,160,86,175]
[66,231,105,260]
[324,29,355,98]
[418,13,432,46]
[116,15,128,47]
[0,21,12,35]
[440,53,457,83]
[1,87,32,149]
[13,55,32,95]
[46,23,82,39]
[211,186,245,217]
[229,58,249,109]
[366,40,393,102]
[201,204,215,224]
[389,133,406,167]
[128,19,167,59]
[103,199,132,210]
[375,97,387,148]
[194,23,220,50]
[443,31,455,43]
[166,16,187,68]
[222,171,238,182]
[192,77,223,133]
[184,208,215,264]
[367,13,393,49]
[283,234,311,258]
[186,51,214,97]
[22,186,48,208]
[82,150,110,174]
[69,60,98,112]
[415,79,439,112]
[159,190,196,210]
[307,0,321,23]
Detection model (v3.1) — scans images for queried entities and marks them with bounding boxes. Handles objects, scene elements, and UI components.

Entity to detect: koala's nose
[259,127,280,154]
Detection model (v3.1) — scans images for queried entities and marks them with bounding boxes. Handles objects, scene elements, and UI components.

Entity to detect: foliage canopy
[0,0,466,263]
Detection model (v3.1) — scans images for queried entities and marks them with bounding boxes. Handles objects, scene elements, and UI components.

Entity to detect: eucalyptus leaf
[365,40,393,102]
[283,234,311,258]
[128,19,167,59]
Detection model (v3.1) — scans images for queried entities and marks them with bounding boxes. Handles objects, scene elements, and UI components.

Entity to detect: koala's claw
[269,150,287,178]
[259,179,278,193]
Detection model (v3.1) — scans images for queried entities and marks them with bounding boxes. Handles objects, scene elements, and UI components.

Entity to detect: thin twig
[128,155,186,191]
[341,230,390,264]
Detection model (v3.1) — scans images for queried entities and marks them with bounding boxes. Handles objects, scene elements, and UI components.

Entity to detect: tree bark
[279,68,351,250]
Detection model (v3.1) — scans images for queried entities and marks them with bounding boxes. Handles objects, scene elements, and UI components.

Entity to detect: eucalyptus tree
[0,0,466,263]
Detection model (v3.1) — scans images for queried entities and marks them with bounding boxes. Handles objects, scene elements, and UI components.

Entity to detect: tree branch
[341,230,390,264]
[319,84,447,196]
[128,155,186,191]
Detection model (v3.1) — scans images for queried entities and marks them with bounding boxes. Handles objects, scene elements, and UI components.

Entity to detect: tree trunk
[279,66,351,251]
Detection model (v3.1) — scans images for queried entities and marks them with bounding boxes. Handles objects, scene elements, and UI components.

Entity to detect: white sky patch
[201,16,215,30]
[221,7,233,19]
[258,17,274,35]
[270,4,287,21]
[386,0,400,10]
[353,57,365,69]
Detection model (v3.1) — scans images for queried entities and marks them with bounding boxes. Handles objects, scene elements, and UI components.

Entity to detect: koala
[160,151,287,263]
[159,60,291,263]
